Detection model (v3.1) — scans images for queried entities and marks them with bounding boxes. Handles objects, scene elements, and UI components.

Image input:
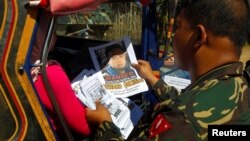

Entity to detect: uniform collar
[184,62,244,91]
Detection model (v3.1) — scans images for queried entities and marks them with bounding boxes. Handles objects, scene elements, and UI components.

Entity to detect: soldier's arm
[93,121,124,141]
[153,79,180,102]
[132,60,180,102]
[86,101,124,141]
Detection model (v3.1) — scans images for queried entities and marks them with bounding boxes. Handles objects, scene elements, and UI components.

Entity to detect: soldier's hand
[132,60,159,86]
[86,101,112,126]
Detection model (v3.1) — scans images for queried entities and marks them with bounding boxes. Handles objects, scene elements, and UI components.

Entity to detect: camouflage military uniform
[93,62,250,141]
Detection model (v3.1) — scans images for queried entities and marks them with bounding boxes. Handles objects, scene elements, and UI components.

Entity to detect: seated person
[32,59,91,139]
[31,11,90,140]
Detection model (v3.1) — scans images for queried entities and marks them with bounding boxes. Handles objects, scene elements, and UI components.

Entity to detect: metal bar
[40,16,74,141]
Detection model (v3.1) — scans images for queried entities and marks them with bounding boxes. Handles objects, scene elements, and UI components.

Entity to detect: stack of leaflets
[71,36,148,139]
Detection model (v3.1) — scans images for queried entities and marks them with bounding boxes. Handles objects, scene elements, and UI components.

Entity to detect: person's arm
[86,101,124,141]
[46,63,90,136]
[132,60,159,86]
[132,60,180,102]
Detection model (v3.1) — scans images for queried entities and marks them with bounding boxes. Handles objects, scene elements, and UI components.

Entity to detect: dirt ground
[240,46,250,67]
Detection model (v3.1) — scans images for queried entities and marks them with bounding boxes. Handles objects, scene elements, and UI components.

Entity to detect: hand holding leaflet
[77,73,143,139]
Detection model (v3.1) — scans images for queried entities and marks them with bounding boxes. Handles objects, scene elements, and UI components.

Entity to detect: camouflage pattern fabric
[92,121,123,141]
[94,62,250,141]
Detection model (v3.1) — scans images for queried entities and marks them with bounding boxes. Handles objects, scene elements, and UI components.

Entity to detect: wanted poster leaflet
[71,37,146,139]
[88,36,148,98]
[72,73,143,139]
